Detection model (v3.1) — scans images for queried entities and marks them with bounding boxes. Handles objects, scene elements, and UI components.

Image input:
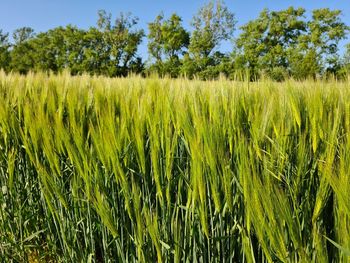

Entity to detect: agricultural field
[0,71,350,262]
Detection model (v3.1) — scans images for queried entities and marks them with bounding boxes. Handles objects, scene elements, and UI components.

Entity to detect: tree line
[0,1,350,80]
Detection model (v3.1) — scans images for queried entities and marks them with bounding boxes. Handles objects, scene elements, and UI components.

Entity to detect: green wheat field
[1,71,350,262]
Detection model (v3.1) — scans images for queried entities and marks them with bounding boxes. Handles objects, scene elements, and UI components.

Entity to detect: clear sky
[1,0,349,60]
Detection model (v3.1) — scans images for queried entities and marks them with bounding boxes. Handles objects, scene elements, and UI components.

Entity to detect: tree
[183,0,236,78]
[235,7,306,80]
[28,26,85,73]
[148,13,189,77]
[7,11,144,77]
[234,7,348,80]
[308,8,348,74]
[345,44,350,66]
[344,44,350,75]
[26,25,86,74]
[98,11,144,76]
[97,10,112,32]
[148,14,163,64]
[13,27,35,44]
[10,27,36,73]
[336,44,350,78]
[189,0,235,58]
[288,8,348,79]
[287,35,321,79]
[0,30,10,70]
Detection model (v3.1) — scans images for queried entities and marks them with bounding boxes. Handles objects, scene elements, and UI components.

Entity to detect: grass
[0,71,350,262]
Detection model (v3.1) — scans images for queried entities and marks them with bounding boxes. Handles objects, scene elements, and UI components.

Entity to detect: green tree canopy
[0,30,10,70]
[148,13,190,77]
[6,11,144,76]
[189,0,236,58]
[183,0,236,79]
[0,6,349,80]
[235,7,348,80]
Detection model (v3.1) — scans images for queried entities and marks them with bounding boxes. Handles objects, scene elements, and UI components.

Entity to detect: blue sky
[1,0,349,60]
